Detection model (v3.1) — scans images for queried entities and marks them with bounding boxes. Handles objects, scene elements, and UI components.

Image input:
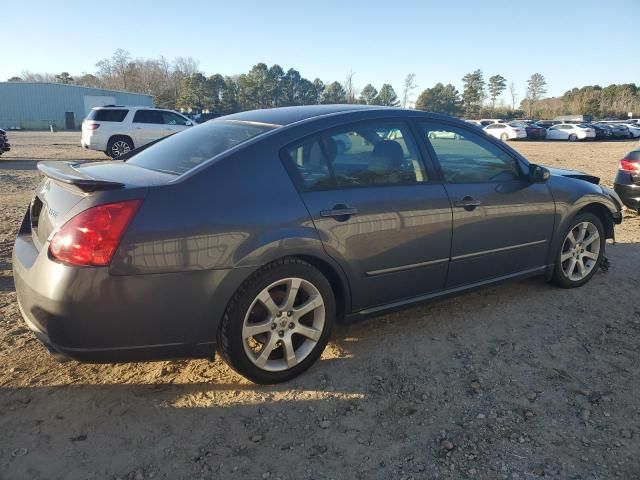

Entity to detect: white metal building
[0,82,153,130]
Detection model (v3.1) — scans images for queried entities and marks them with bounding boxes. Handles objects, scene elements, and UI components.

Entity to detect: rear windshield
[87,109,129,122]
[126,120,276,175]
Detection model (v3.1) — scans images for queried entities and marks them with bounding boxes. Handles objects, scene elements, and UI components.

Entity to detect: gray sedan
[13,105,623,383]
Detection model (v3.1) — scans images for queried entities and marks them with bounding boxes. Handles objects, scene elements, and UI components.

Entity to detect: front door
[418,121,556,288]
[281,120,452,311]
[132,110,165,147]
[161,111,192,136]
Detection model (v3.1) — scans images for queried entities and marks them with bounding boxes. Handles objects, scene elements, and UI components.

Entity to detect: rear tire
[552,213,605,288]
[217,258,335,384]
[568,133,578,142]
[107,136,134,158]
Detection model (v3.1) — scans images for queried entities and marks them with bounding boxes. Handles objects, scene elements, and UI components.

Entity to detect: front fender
[546,176,622,268]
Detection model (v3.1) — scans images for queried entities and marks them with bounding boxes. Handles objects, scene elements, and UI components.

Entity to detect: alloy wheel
[111,140,131,157]
[560,221,600,281]
[242,277,325,372]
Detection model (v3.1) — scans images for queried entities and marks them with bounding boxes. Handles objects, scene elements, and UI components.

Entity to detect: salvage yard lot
[1,132,639,479]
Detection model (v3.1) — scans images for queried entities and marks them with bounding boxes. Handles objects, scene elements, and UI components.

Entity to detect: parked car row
[464,117,640,142]
[0,128,10,156]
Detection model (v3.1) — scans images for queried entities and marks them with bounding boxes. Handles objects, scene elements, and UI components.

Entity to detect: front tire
[218,258,335,384]
[553,213,605,288]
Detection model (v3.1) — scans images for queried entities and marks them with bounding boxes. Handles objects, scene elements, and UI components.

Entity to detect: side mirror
[530,164,550,183]
[185,121,193,126]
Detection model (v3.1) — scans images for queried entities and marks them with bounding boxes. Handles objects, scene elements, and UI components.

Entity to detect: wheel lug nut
[276,312,282,317]
[271,324,277,330]
[288,322,295,329]
[278,330,284,337]
[287,311,293,317]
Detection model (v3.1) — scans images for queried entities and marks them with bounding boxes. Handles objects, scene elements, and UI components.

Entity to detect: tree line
[7,49,639,120]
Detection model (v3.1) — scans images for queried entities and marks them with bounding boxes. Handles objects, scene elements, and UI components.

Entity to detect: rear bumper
[81,132,107,152]
[614,182,640,210]
[11,232,239,363]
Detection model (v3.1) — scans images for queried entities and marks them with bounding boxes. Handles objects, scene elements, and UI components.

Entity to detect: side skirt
[344,265,550,323]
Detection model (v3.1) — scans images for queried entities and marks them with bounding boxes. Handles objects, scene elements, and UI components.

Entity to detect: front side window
[283,122,426,191]
[162,111,189,126]
[420,122,522,183]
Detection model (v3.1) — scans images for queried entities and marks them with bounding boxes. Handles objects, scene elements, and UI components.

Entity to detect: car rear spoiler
[37,161,125,192]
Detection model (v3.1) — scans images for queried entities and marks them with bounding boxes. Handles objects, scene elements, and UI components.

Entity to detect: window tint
[87,109,128,122]
[127,120,275,175]
[162,111,189,126]
[421,122,522,183]
[133,110,163,124]
[283,122,426,190]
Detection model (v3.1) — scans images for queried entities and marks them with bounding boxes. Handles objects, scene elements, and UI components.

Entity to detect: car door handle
[454,196,482,210]
[320,204,358,221]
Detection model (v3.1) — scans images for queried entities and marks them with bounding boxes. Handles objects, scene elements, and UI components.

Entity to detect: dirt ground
[1,132,639,480]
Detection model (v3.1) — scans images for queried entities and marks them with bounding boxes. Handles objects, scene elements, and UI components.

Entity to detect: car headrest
[372,140,404,168]
[319,136,338,162]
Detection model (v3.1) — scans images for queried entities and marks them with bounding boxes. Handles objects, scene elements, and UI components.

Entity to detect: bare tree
[402,73,417,108]
[20,71,57,82]
[509,81,518,111]
[343,69,356,104]
[525,73,547,117]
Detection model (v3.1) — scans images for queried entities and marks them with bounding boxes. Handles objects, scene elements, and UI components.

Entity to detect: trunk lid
[31,160,175,250]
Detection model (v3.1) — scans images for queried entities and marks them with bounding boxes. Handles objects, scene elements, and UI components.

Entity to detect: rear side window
[126,120,275,175]
[87,109,128,122]
[133,110,164,124]
[282,122,426,191]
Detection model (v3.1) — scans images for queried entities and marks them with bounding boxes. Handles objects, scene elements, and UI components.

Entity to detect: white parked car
[82,106,194,158]
[428,130,463,140]
[483,123,526,141]
[623,123,640,138]
[546,123,596,141]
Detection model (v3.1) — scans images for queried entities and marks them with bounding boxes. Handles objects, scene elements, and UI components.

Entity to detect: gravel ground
[1,132,639,480]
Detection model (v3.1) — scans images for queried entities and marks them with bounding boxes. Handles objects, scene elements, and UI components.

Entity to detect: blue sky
[2,0,639,102]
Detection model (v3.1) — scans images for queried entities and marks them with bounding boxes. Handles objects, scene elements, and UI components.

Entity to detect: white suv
[81,106,194,158]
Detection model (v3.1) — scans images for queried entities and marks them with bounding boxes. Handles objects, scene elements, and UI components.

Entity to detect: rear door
[418,121,555,288]
[132,110,165,147]
[281,120,452,311]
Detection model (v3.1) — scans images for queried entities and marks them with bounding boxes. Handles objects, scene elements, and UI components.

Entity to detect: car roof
[92,105,172,111]
[220,104,396,126]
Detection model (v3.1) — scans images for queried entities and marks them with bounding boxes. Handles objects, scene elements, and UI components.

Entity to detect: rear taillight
[86,123,100,130]
[620,159,640,173]
[49,200,142,266]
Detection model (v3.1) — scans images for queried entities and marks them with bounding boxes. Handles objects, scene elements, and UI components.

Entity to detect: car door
[281,120,452,311]
[418,121,555,288]
[161,111,192,137]
[132,110,165,147]
[546,125,562,140]
[484,124,499,139]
